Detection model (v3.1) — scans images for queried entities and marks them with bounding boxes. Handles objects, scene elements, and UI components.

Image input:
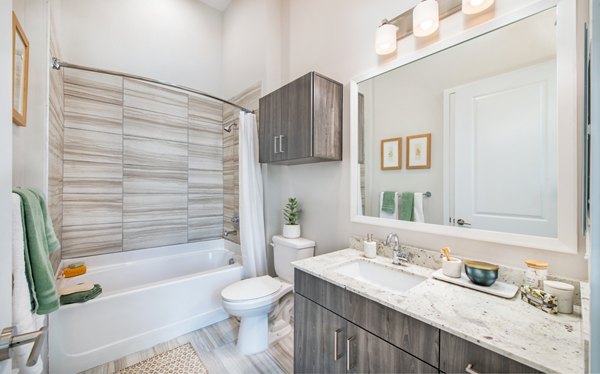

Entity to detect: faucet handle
[392,251,409,266]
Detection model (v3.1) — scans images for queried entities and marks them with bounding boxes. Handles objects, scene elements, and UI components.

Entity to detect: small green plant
[283,197,300,225]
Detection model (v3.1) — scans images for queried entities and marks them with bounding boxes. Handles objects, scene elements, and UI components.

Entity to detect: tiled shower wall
[222,83,261,245]
[59,69,225,258]
[48,18,63,270]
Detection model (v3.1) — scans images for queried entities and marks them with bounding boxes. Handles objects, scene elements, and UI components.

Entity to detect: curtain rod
[51,58,255,114]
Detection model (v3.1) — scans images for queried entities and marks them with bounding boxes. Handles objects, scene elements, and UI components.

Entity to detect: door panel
[258,91,282,163]
[346,322,437,374]
[294,294,346,374]
[282,73,312,161]
[450,61,557,237]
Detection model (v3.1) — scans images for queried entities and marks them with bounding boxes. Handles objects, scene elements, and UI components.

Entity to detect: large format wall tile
[124,107,188,143]
[64,128,123,164]
[189,195,224,217]
[189,144,222,171]
[188,216,223,242]
[124,136,188,168]
[124,79,188,118]
[62,223,123,258]
[63,194,122,226]
[189,117,222,147]
[189,95,223,123]
[123,219,188,251]
[123,165,188,194]
[64,68,123,105]
[188,169,223,194]
[64,160,123,194]
[64,95,123,134]
[123,194,187,223]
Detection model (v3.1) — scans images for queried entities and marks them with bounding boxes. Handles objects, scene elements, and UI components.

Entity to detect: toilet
[221,235,315,355]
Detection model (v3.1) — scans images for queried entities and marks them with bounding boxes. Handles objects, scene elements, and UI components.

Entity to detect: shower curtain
[238,111,268,277]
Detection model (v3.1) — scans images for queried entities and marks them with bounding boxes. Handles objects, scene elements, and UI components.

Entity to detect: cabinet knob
[465,363,480,374]
[457,218,471,226]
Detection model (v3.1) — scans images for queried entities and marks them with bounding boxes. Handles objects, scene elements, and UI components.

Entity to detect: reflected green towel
[400,192,414,221]
[13,188,61,314]
[60,284,102,305]
[381,191,396,214]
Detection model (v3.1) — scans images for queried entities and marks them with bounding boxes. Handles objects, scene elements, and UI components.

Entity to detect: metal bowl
[464,261,498,287]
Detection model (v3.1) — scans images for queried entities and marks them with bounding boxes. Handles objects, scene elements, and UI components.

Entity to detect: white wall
[12,0,49,192]
[237,0,589,279]
[0,0,14,371]
[56,0,224,96]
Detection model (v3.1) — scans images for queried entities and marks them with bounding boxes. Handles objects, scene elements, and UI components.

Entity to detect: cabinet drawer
[295,269,346,316]
[440,331,541,374]
[295,269,440,367]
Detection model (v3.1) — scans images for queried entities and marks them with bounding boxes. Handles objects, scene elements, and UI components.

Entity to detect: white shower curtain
[238,111,268,277]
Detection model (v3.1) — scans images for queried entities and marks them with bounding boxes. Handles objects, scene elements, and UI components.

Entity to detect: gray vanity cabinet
[295,293,437,374]
[258,72,342,165]
[439,332,541,374]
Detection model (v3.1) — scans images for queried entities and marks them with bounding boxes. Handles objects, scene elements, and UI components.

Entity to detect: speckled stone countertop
[293,249,584,374]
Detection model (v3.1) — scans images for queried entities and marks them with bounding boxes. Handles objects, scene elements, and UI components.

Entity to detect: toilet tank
[272,235,315,284]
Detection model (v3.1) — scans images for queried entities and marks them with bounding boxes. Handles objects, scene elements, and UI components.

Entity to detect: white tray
[432,269,519,299]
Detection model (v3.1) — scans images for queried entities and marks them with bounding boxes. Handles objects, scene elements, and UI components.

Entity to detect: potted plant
[282,197,301,238]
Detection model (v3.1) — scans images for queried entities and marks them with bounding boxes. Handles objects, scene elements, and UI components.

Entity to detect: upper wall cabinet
[259,72,343,165]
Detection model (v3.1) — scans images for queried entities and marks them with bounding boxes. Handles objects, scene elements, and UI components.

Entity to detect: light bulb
[420,19,434,30]
[413,0,439,37]
[462,0,494,15]
[375,23,399,55]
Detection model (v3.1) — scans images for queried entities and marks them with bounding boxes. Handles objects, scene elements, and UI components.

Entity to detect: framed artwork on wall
[380,137,402,170]
[406,133,431,169]
[13,11,29,127]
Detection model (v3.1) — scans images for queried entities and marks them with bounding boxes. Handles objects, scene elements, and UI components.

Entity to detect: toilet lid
[221,276,282,302]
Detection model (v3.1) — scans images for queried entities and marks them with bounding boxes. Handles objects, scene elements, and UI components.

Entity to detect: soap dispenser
[363,234,377,258]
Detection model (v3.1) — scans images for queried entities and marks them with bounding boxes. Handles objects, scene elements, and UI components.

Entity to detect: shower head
[223,123,238,133]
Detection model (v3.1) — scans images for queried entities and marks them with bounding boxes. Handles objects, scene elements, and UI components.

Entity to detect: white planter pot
[283,224,301,239]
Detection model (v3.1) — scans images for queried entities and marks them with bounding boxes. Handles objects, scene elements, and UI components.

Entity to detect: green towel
[381,191,396,214]
[60,284,102,305]
[13,188,61,314]
[400,192,414,221]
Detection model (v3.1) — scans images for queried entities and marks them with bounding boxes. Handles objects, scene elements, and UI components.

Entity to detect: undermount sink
[333,260,426,293]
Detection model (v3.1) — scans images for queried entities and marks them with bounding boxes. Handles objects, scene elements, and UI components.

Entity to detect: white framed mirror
[350,0,579,254]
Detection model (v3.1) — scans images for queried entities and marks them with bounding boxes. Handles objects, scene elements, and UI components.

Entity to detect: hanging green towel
[400,192,414,221]
[60,284,102,305]
[381,191,396,214]
[13,188,61,315]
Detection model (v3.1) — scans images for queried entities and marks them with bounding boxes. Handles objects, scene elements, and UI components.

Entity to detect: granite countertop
[293,249,584,374]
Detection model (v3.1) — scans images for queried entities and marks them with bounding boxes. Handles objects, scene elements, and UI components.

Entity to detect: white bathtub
[49,240,243,374]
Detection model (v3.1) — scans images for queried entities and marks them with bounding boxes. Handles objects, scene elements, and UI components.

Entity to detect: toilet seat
[221,275,282,303]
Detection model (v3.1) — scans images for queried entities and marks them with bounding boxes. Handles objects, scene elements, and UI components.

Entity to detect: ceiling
[197,0,231,11]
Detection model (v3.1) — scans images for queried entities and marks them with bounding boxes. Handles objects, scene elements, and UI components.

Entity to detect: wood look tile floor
[81,318,293,374]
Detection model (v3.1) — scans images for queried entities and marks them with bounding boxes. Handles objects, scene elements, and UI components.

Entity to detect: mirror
[352,4,579,253]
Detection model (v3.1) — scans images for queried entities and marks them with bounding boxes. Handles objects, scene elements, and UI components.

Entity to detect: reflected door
[446,61,557,237]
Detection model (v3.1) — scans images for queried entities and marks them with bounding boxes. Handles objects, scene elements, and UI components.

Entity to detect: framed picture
[13,12,30,127]
[380,137,402,170]
[406,133,431,169]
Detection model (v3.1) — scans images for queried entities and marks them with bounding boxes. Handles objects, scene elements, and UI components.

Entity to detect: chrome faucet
[224,229,237,237]
[384,233,408,266]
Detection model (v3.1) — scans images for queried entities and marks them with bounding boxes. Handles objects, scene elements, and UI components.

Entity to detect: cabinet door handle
[333,328,343,361]
[346,336,355,371]
[465,364,480,374]
[279,135,285,153]
[273,136,279,154]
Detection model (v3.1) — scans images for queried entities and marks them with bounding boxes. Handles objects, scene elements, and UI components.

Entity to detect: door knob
[456,219,471,226]
[0,326,47,366]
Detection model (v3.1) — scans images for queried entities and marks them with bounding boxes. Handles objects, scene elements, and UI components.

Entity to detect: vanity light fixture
[375,20,399,55]
[413,0,440,37]
[462,0,495,15]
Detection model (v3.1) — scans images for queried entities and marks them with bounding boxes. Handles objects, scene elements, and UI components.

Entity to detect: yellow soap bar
[63,265,87,278]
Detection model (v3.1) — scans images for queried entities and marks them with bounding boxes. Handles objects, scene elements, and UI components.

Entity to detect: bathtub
[49,239,243,374]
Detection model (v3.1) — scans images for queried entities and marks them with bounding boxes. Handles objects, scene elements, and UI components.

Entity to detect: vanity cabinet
[294,269,540,374]
[258,72,343,165]
[440,332,542,374]
[295,294,437,374]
